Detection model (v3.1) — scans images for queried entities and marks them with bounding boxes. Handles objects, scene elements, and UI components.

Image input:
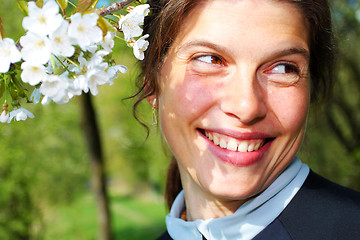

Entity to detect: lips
[198,129,274,166]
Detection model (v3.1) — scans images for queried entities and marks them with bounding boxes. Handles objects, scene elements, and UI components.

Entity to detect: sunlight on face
[158,0,310,219]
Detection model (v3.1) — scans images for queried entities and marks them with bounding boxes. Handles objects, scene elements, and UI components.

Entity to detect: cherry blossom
[8,108,35,122]
[0,38,21,73]
[133,34,149,60]
[40,74,70,104]
[86,68,110,95]
[119,4,150,41]
[22,0,63,36]
[30,88,41,104]
[0,1,150,123]
[0,109,10,123]
[68,13,103,50]
[49,21,75,57]
[107,65,128,83]
[21,61,48,86]
[101,32,115,54]
[20,32,51,64]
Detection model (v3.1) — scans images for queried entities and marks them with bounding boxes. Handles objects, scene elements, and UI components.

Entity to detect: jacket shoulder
[156,231,172,240]
[279,170,360,240]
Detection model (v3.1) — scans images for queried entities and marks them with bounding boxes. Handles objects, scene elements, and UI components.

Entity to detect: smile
[198,129,274,166]
[201,129,273,152]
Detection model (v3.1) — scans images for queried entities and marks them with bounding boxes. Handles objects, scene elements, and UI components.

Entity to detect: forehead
[172,0,309,54]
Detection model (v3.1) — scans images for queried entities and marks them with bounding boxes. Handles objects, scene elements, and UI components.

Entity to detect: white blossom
[0,38,22,73]
[1,3,151,123]
[49,21,75,57]
[30,88,41,104]
[101,32,115,53]
[22,0,63,36]
[41,95,52,105]
[8,108,35,122]
[85,68,110,95]
[119,4,150,41]
[68,13,103,50]
[107,65,127,83]
[78,50,109,71]
[40,74,70,104]
[21,61,48,86]
[133,34,149,60]
[68,75,87,95]
[0,110,10,123]
[20,32,51,64]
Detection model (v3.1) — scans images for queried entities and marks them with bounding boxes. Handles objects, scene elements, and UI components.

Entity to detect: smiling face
[157,0,310,219]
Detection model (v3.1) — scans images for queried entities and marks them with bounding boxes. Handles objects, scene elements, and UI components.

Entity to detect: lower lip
[199,132,272,167]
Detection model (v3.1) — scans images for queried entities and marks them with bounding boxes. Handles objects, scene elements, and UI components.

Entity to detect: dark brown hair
[132,0,335,209]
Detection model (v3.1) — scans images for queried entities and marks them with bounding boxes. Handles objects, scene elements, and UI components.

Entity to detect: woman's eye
[195,55,223,65]
[271,64,299,74]
[188,54,225,75]
[263,63,303,85]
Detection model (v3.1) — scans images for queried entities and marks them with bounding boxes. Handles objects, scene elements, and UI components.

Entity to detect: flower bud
[0,104,9,123]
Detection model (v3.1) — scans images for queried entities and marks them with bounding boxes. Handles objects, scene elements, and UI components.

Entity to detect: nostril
[224,111,266,125]
[225,112,240,119]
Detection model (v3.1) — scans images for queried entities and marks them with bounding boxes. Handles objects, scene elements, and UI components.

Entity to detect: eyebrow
[177,40,233,56]
[177,40,310,61]
[271,47,310,61]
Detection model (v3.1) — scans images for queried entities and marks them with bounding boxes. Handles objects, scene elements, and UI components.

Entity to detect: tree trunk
[80,93,112,240]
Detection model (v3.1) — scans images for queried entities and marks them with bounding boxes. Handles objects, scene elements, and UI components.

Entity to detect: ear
[146,95,157,109]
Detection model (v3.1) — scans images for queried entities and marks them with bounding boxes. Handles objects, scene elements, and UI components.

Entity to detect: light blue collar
[166,157,309,240]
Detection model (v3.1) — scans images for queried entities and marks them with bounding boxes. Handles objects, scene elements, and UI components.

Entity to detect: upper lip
[198,128,274,140]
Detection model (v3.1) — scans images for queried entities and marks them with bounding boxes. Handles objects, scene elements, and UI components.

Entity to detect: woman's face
[158,0,310,205]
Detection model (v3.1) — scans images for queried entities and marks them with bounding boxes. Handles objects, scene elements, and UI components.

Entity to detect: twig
[99,0,136,16]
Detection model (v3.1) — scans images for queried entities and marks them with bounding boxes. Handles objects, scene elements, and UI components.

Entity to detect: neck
[185,192,246,221]
[180,174,248,221]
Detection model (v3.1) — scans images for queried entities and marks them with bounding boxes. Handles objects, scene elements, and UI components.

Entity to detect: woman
[133,0,360,239]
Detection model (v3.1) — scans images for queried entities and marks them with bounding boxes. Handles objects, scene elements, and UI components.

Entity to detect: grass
[43,193,167,240]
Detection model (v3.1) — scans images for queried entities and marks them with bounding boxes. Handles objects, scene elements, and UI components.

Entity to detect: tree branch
[99,0,136,16]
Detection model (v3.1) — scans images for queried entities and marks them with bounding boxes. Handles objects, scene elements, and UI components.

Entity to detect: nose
[220,69,267,125]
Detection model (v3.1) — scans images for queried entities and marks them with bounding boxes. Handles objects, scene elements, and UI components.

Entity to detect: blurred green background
[0,0,360,239]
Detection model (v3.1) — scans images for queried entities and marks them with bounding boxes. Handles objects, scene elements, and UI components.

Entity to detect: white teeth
[219,138,227,149]
[204,131,265,153]
[238,141,248,152]
[227,139,238,151]
[248,143,255,152]
[213,135,220,145]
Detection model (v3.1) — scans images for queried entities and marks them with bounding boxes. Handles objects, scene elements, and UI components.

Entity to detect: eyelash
[269,63,300,74]
[193,54,225,65]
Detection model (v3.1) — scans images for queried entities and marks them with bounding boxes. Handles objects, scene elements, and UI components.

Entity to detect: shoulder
[279,170,360,240]
[156,231,172,240]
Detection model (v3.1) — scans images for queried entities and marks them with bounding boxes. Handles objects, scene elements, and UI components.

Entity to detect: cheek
[161,71,217,123]
[269,87,310,132]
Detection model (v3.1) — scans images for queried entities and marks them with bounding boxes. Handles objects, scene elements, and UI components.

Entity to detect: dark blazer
[157,171,360,240]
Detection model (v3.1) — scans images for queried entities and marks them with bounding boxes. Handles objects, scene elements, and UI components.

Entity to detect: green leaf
[97,15,116,38]
[0,17,6,39]
[75,0,98,13]
[35,0,44,8]
[56,0,68,11]
[17,1,29,16]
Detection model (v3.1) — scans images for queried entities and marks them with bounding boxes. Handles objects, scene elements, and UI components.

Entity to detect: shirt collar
[166,156,309,240]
